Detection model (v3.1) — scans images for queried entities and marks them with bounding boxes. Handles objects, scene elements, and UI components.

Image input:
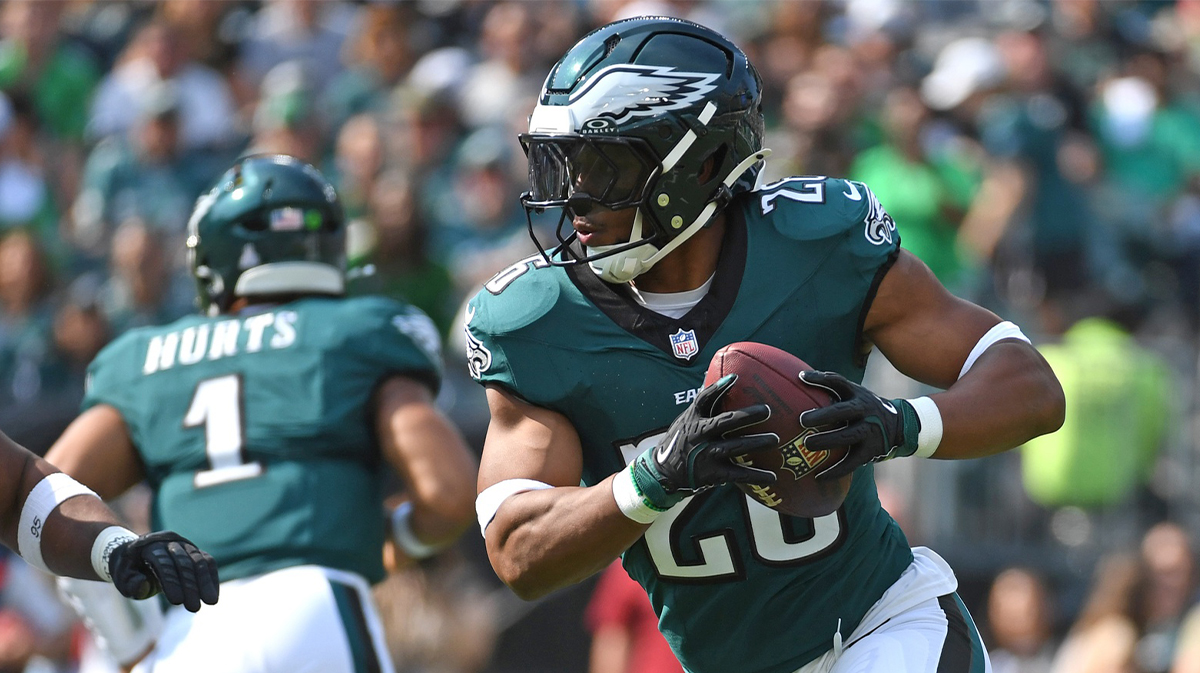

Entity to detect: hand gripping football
[703,342,852,518]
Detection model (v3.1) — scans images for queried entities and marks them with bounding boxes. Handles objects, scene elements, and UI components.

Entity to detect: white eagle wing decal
[566,65,719,126]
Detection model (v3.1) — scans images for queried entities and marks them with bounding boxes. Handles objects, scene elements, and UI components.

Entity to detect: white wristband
[391,501,443,560]
[18,473,98,574]
[90,526,138,583]
[475,478,554,537]
[612,465,663,524]
[958,321,1030,380]
[909,396,943,458]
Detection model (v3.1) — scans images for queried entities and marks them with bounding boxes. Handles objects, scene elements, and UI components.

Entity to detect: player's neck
[631,212,727,294]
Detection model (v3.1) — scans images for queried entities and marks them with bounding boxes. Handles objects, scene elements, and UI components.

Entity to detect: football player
[0,429,217,609]
[46,155,478,673]
[467,18,1065,673]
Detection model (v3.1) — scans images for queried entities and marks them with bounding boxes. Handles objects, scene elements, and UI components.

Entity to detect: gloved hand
[629,374,779,511]
[797,370,919,481]
[108,531,220,613]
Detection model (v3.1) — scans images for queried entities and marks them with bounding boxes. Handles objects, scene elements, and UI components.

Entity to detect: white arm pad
[391,501,442,560]
[57,576,163,666]
[958,321,1030,380]
[475,478,554,537]
[18,473,98,574]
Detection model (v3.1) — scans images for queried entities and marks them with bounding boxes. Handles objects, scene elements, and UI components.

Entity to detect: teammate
[46,155,478,673]
[0,428,217,610]
[467,18,1065,673]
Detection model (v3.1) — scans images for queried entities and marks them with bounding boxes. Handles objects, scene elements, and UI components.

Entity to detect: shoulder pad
[87,328,141,378]
[334,294,414,326]
[751,176,898,248]
[469,254,562,336]
[334,295,443,380]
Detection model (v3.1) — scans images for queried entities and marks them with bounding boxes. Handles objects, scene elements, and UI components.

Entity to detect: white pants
[795,548,992,673]
[133,565,395,673]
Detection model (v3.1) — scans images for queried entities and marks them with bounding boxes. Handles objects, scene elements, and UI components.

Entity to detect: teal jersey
[466,178,913,673]
[84,295,442,584]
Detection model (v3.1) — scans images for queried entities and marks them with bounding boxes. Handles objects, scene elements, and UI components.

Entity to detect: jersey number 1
[186,374,263,488]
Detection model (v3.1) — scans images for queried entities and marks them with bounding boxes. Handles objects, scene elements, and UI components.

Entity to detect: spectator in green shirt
[0,0,100,144]
[850,86,980,291]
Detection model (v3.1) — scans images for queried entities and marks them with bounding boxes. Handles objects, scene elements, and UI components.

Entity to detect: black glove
[797,370,919,481]
[108,531,220,613]
[629,374,779,510]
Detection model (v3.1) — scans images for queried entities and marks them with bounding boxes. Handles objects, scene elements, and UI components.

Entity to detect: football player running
[467,17,1064,673]
[47,155,478,673]
[0,429,217,608]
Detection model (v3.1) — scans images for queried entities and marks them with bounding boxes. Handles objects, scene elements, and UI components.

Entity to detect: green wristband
[630,454,683,511]
[888,398,921,459]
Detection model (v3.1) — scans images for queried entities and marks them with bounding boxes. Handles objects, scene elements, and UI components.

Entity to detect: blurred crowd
[0,0,1199,672]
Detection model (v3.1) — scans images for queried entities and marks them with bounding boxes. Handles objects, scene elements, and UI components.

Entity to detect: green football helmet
[186,154,346,315]
[520,16,769,283]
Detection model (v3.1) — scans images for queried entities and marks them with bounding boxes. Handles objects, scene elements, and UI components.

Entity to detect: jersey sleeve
[832,179,902,366]
[345,297,443,395]
[461,260,565,404]
[753,176,902,369]
[832,178,902,284]
[81,333,140,413]
[463,291,518,393]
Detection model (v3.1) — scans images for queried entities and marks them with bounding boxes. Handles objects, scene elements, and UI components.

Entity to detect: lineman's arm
[376,376,478,559]
[479,386,649,601]
[43,408,219,611]
[0,429,128,580]
[864,250,1065,459]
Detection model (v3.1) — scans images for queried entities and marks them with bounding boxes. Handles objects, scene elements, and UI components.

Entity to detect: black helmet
[186,155,346,314]
[520,16,768,282]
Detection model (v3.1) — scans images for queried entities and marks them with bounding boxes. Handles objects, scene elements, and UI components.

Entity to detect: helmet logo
[567,65,719,129]
[238,243,261,270]
[582,118,615,131]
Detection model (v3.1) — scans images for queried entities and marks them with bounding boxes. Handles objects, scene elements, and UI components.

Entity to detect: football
[703,342,852,518]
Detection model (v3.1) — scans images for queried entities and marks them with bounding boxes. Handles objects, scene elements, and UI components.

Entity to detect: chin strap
[588,148,772,284]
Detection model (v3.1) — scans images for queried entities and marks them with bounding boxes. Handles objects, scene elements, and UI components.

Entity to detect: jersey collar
[566,202,748,364]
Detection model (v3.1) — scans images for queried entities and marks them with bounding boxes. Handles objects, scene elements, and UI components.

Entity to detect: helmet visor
[520,134,657,210]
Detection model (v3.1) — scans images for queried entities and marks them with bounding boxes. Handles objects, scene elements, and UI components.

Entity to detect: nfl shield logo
[669,328,699,360]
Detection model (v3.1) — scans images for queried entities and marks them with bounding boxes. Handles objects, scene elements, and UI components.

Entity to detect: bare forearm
[40,495,121,580]
[487,476,647,600]
[400,415,478,548]
[930,342,1065,460]
[379,378,479,550]
[5,453,123,581]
